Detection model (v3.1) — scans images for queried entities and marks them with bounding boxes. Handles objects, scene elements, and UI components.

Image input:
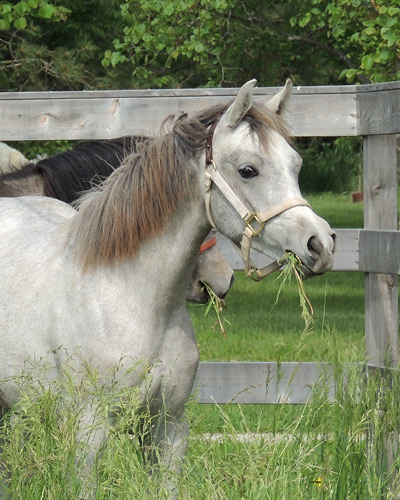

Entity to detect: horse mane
[37,137,148,204]
[69,102,291,269]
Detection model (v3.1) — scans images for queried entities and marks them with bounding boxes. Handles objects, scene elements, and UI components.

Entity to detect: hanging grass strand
[202,282,230,337]
[274,252,314,333]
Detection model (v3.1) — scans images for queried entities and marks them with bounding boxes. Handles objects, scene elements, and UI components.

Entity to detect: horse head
[205,80,336,278]
[187,231,234,304]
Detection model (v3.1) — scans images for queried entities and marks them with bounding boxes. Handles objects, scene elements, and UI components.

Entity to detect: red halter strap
[199,236,217,253]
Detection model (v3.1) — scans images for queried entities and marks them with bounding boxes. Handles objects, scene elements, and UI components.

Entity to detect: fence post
[363,134,399,368]
[363,134,399,494]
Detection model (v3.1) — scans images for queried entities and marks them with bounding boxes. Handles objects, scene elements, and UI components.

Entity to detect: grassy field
[2,361,400,499]
[306,192,365,228]
[1,192,400,499]
[189,271,365,363]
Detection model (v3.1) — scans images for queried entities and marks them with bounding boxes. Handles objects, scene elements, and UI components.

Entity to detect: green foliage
[298,137,360,193]
[0,1,69,31]
[102,0,237,88]
[101,0,348,88]
[2,0,398,90]
[289,0,400,83]
[0,0,130,90]
[11,140,74,160]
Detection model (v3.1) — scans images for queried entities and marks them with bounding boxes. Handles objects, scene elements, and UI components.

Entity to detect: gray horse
[0,80,335,497]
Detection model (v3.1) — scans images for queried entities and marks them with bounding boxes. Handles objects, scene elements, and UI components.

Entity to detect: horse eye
[239,166,259,179]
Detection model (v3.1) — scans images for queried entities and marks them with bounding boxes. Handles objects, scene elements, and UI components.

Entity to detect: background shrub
[298,137,361,194]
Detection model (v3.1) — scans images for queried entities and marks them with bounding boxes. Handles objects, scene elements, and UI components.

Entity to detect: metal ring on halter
[208,159,217,171]
[244,212,265,237]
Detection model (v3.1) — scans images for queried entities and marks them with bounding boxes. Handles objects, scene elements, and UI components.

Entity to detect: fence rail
[216,229,400,275]
[194,362,335,404]
[1,80,399,403]
[0,82,398,140]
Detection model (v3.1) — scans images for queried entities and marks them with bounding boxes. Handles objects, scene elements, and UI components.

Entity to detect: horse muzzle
[298,229,337,278]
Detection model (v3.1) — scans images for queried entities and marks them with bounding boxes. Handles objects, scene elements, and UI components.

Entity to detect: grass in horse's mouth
[274,252,314,333]
[200,253,313,338]
[201,282,229,337]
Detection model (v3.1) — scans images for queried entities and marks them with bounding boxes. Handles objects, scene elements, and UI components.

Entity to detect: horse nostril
[331,232,337,254]
[229,274,235,289]
[307,235,321,260]
[307,232,336,262]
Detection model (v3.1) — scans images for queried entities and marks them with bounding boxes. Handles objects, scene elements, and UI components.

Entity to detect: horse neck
[122,196,211,309]
[68,170,211,311]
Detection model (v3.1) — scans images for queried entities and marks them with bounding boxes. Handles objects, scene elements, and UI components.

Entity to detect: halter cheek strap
[204,120,311,281]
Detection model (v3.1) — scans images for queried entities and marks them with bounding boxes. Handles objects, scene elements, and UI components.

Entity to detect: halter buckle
[244,213,264,236]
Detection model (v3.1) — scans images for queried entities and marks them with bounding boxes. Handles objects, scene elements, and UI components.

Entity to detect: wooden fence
[1,81,399,404]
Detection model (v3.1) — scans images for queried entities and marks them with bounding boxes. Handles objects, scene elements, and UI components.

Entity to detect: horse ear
[265,79,293,115]
[219,79,257,129]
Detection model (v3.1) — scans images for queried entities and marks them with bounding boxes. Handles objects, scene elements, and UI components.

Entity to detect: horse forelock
[69,101,291,269]
[245,102,292,148]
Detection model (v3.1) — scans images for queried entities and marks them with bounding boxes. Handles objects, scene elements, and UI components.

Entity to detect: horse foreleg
[148,413,189,499]
[75,402,109,499]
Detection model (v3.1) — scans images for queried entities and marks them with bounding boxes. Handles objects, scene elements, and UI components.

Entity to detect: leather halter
[204,116,311,281]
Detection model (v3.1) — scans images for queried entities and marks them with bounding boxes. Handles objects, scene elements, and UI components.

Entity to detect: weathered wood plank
[358,89,400,135]
[354,81,400,93]
[363,134,399,367]
[2,80,398,100]
[359,230,400,274]
[193,362,334,404]
[2,81,400,140]
[332,229,360,271]
[284,93,357,137]
[0,89,358,141]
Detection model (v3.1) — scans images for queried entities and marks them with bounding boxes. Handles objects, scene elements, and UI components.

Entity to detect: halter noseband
[204,116,311,281]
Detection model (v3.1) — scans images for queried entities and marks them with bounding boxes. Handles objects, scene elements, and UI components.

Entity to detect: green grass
[188,271,365,363]
[306,192,365,228]
[306,188,400,229]
[183,363,400,500]
[2,361,400,499]
[305,193,364,228]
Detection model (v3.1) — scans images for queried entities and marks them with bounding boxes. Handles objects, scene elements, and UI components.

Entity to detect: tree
[0,0,129,91]
[102,0,399,88]
[102,0,345,88]
[2,1,398,89]
[289,0,400,84]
